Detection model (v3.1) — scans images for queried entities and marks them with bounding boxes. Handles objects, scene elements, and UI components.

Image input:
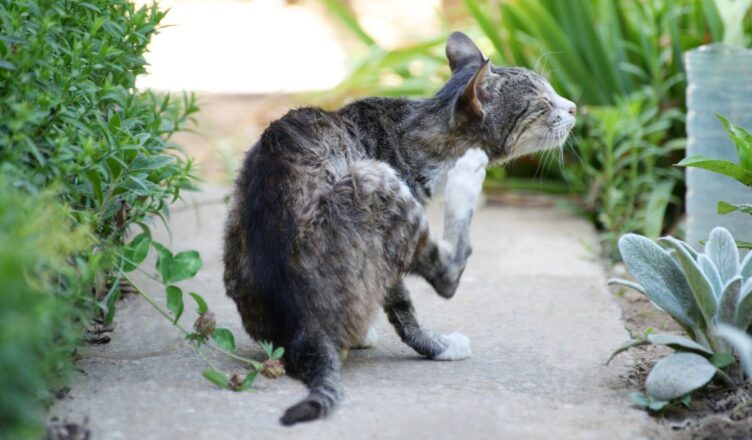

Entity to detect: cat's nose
[567,104,577,116]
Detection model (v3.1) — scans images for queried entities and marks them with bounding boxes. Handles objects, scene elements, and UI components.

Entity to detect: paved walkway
[51,187,668,439]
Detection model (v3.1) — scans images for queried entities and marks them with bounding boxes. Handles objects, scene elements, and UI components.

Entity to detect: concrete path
[52,187,667,439]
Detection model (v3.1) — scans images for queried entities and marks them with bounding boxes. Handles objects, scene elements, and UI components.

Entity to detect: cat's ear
[446,31,484,73]
[456,59,492,121]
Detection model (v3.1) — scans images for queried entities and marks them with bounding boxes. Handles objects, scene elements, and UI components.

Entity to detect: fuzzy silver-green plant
[608,226,752,410]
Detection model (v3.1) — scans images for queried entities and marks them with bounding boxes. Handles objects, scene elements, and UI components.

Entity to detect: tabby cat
[223,31,576,425]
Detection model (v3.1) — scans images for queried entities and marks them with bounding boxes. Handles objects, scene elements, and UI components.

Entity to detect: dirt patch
[609,264,752,439]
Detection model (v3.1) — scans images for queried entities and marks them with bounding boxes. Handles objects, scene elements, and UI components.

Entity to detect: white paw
[353,327,378,349]
[444,149,488,217]
[434,332,472,361]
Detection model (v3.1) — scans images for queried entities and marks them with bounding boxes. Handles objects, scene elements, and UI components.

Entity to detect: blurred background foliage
[0,0,196,437]
[320,0,752,256]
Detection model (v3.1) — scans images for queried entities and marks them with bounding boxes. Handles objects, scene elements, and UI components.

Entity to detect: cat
[223,31,576,426]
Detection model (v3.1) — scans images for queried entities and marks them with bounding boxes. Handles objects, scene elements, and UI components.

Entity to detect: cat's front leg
[443,148,488,262]
[413,148,487,299]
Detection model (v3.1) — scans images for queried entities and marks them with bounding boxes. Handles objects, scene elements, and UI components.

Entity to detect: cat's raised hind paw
[434,331,472,361]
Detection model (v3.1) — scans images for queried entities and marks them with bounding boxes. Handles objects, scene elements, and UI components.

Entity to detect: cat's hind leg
[384,282,471,361]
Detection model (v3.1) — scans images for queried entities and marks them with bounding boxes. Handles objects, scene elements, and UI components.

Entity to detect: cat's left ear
[446,31,485,73]
[456,59,492,121]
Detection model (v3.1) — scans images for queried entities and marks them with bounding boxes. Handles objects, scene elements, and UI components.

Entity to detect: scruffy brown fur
[223,32,576,425]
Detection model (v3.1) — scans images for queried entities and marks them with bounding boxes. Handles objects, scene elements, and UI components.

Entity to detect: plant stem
[121,272,262,370]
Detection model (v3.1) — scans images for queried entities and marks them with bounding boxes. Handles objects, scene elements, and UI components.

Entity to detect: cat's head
[443,32,576,162]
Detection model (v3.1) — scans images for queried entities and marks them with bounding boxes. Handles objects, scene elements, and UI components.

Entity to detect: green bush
[0,183,92,439]
[0,0,197,437]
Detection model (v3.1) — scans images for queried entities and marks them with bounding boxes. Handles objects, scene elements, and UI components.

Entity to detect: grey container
[685,44,752,249]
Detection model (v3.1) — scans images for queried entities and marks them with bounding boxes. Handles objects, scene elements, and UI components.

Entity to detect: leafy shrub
[0,182,92,439]
[608,227,752,410]
[0,0,198,255]
[0,0,198,436]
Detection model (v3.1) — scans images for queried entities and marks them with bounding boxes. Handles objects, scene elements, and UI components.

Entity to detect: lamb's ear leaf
[647,333,713,355]
[718,276,742,324]
[706,227,740,284]
[618,234,703,330]
[606,338,649,365]
[740,250,752,280]
[734,278,752,331]
[659,237,717,328]
[717,324,752,377]
[446,31,484,73]
[646,353,717,401]
[698,254,723,299]
[607,278,647,295]
[457,59,491,121]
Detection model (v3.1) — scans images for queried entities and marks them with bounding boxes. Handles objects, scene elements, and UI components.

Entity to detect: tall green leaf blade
[320,0,377,47]
[618,234,703,330]
[464,0,505,61]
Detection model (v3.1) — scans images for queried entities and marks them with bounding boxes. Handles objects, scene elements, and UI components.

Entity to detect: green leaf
[618,234,704,330]
[646,353,717,401]
[710,352,736,369]
[166,286,184,324]
[706,227,740,284]
[152,242,202,284]
[122,233,150,272]
[642,180,675,239]
[675,156,752,186]
[189,292,208,315]
[718,201,752,215]
[272,346,285,360]
[717,114,752,171]
[152,242,173,283]
[0,59,16,70]
[168,251,202,284]
[212,328,236,352]
[202,370,230,389]
[242,371,258,389]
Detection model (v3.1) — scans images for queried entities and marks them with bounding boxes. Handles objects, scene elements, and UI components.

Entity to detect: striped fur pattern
[223,32,575,425]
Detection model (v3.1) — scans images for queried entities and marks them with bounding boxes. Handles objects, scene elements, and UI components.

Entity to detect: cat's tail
[280,333,343,426]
